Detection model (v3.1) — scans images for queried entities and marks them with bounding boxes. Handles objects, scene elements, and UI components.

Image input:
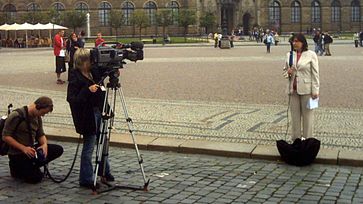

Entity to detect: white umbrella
[44,23,68,30]
[3,23,20,31]
[0,23,10,30]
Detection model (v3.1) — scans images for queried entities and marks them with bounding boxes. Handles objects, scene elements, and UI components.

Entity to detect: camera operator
[67,48,114,189]
[2,97,63,184]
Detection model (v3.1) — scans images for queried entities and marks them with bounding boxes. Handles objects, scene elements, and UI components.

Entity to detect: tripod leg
[116,87,150,190]
[93,87,111,191]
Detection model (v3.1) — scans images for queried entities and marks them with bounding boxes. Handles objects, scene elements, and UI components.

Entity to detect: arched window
[351,0,361,22]
[3,4,17,20]
[122,1,134,25]
[291,1,301,23]
[331,0,341,22]
[268,1,281,25]
[168,1,179,25]
[27,3,41,12]
[99,1,112,26]
[75,2,89,13]
[311,1,321,23]
[53,2,65,13]
[144,1,157,25]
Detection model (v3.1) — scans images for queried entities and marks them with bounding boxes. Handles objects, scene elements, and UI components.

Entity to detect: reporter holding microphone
[67,48,114,189]
[283,33,320,141]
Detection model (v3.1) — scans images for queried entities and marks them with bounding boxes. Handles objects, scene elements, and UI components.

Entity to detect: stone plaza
[0,41,363,203]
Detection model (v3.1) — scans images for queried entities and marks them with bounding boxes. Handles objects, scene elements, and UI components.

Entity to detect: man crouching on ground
[2,96,63,183]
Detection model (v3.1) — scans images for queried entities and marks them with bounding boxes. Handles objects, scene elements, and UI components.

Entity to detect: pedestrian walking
[323,32,333,56]
[283,33,320,141]
[214,32,218,48]
[264,32,274,53]
[53,30,66,84]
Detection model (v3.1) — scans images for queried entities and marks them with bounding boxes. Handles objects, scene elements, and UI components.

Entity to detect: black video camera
[90,42,144,69]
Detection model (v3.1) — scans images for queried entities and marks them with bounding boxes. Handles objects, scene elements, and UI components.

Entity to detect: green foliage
[20,12,48,24]
[131,11,149,39]
[61,10,87,31]
[47,9,63,24]
[199,11,216,34]
[178,9,197,42]
[0,13,6,25]
[109,10,125,36]
[156,10,173,37]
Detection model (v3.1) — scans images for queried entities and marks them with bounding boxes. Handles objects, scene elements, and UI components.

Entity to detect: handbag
[64,51,70,63]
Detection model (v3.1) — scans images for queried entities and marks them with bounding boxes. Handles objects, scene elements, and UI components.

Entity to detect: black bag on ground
[276,138,320,166]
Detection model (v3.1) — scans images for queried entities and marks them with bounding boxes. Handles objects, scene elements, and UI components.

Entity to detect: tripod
[92,73,150,194]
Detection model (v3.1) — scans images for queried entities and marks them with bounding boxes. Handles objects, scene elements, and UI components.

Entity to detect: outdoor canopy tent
[0,22,68,47]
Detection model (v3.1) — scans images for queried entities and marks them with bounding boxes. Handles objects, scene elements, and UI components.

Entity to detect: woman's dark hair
[293,33,308,52]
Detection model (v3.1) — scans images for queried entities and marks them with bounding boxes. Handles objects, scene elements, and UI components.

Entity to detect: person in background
[265,31,274,53]
[78,31,86,48]
[274,32,280,46]
[283,33,320,141]
[214,32,218,48]
[66,32,81,81]
[218,33,222,48]
[53,30,66,84]
[323,32,333,56]
[95,32,105,47]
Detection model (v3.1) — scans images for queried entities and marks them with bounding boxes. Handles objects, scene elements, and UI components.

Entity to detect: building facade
[0,0,362,36]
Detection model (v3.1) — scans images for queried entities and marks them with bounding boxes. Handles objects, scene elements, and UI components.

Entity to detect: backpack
[276,138,320,166]
[0,107,26,156]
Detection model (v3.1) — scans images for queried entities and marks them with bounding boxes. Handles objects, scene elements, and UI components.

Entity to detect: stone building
[0,0,362,36]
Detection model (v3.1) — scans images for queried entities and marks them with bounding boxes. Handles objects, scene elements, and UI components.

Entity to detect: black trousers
[8,144,63,184]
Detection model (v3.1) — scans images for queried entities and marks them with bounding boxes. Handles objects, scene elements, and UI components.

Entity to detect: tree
[46,9,63,25]
[20,12,48,24]
[0,13,6,25]
[109,10,125,39]
[199,11,216,34]
[62,11,87,32]
[178,9,196,42]
[131,11,149,40]
[156,10,173,39]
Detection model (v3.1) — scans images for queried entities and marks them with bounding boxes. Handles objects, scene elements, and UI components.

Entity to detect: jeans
[266,43,271,53]
[79,110,111,185]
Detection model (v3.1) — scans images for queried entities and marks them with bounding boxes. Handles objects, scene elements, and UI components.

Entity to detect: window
[311,1,321,23]
[53,2,65,13]
[351,0,361,22]
[291,1,301,23]
[168,1,179,25]
[27,3,41,12]
[144,1,157,25]
[331,0,341,22]
[3,4,17,20]
[268,1,281,25]
[75,2,89,13]
[99,1,112,26]
[122,1,134,25]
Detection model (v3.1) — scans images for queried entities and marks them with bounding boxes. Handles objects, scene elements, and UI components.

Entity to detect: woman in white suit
[283,33,320,141]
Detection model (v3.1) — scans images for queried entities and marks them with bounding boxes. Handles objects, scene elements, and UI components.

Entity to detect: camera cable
[44,134,82,183]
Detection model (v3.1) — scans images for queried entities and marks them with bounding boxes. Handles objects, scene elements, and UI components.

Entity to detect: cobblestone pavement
[0,85,362,151]
[0,141,362,204]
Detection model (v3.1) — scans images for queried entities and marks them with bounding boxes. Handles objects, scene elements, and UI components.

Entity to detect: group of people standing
[53,30,86,84]
[312,31,333,56]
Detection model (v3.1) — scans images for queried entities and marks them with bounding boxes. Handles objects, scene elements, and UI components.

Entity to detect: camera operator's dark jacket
[67,68,104,136]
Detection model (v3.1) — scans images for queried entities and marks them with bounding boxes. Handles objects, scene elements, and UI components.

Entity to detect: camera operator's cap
[34,96,53,112]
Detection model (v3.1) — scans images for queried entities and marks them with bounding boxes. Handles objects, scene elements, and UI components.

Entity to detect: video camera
[90,41,144,69]
[90,42,144,87]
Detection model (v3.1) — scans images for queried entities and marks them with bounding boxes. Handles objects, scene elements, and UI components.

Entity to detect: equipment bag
[0,107,25,156]
[276,138,320,166]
